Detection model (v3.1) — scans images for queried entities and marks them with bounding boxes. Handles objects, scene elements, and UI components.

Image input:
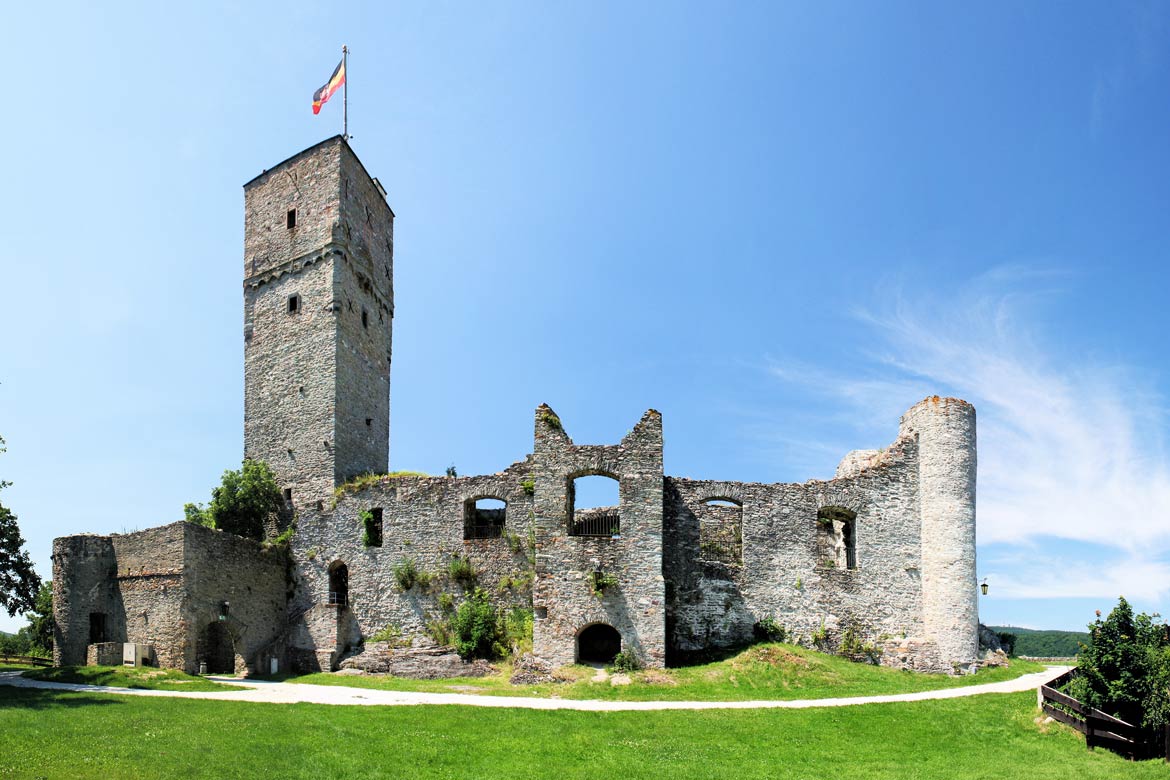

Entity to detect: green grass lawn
[0,663,41,672]
[283,643,1051,701]
[0,687,1160,779]
[21,665,236,692]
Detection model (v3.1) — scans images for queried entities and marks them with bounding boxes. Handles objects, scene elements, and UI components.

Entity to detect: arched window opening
[569,474,620,537]
[464,497,507,540]
[698,497,743,566]
[577,623,622,664]
[328,561,349,606]
[817,506,857,570]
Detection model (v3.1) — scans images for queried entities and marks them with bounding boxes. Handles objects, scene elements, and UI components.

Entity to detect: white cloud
[769,267,1170,603]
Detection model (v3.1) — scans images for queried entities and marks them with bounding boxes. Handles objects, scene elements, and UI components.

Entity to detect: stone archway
[577,623,622,664]
[203,621,235,674]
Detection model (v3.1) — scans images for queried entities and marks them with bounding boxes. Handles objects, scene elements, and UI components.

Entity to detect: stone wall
[287,459,537,671]
[530,406,667,669]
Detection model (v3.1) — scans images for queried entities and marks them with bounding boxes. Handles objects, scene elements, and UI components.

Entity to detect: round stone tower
[900,396,978,667]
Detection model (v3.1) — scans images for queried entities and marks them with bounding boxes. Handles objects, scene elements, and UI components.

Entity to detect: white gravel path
[0,666,1070,711]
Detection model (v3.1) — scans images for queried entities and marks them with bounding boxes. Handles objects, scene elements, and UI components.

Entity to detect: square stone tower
[243,137,394,505]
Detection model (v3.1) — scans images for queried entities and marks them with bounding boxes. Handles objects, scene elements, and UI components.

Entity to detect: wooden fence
[1039,669,1168,761]
[0,654,52,667]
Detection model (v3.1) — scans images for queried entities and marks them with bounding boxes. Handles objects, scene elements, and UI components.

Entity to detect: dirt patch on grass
[737,646,810,668]
[638,670,677,686]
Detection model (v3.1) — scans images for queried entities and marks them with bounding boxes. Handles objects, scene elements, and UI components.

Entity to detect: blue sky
[1,2,1168,634]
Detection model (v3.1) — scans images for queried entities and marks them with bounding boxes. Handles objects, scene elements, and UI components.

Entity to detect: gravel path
[0,666,1070,711]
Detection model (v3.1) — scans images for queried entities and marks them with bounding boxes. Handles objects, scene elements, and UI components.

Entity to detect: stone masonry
[53,138,980,676]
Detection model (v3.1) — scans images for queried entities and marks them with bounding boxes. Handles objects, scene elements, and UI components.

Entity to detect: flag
[312,58,346,115]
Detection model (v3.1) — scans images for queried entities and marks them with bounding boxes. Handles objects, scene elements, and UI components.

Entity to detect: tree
[1067,596,1170,730]
[184,459,284,541]
[26,581,53,655]
[0,435,41,617]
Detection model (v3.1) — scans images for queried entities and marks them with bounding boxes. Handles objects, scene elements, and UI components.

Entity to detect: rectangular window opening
[287,294,300,314]
[89,612,107,645]
[361,307,369,329]
[283,488,293,504]
[286,209,297,229]
[364,508,383,547]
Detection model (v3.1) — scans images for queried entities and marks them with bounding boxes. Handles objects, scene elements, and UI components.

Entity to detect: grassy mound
[286,642,1050,701]
[22,665,236,692]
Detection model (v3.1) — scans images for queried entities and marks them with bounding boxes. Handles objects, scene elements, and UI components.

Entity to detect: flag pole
[342,45,348,140]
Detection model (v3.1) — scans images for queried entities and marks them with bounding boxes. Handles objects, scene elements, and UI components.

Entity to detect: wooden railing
[0,654,52,667]
[1040,669,1168,761]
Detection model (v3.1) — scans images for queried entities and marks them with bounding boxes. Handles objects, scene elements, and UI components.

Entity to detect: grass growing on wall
[0,688,1163,779]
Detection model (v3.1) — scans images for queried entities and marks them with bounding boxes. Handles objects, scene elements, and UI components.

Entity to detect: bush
[611,651,642,672]
[450,588,506,660]
[753,616,786,643]
[185,459,283,541]
[995,631,1017,656]
[589,570,618,597]
[1064,597,1170,729]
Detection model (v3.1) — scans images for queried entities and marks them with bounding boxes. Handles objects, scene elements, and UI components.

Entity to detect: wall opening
[363,508,383,547]
[88,612,107,645]
[286,208,297,229]
[577,623,622,664]
[569,474,620,536]
[698,497,743,566]
[203,622,235,674]
[817,506,858,570]
[328,561,349,606]
[464,497,506,540]
[287,293,301,313]
[361,307,369,329]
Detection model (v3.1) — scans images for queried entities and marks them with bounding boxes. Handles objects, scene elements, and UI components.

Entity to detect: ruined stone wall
[181,523,289,675]
[287,460,536,671]
[530,407,667,669]
[666,432,928,664]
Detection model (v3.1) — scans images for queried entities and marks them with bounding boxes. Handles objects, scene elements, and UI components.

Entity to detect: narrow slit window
[283,488,293,504]
[287,294,300,314]
[361,307,369,329]
[286,209,297,229]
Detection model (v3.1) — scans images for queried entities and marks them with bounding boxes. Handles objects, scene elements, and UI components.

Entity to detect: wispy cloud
[769,266,1170,603]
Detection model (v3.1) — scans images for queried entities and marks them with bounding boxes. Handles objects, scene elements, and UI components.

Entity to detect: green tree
[184,460,284,541]
[0,435,41,617]
[1066,596,1170,730]
[450,587,506,660]
[26,581,53,655]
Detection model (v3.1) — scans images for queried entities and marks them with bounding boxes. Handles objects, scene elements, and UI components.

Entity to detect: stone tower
[900,396,979,665]
[242,136,394,505]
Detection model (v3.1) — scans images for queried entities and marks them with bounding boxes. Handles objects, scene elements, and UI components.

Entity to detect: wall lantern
[980,579,989,596]
[219,601,230,621]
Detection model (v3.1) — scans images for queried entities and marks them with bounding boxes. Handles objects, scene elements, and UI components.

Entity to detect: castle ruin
[53,137,980,675]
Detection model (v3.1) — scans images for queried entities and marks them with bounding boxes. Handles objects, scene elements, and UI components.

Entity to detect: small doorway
[577,623,622,664]
[203,622,235,674]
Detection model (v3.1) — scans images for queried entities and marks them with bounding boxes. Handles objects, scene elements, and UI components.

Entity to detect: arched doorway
[329,561,349,606]
[577,623,622,664]
[203,622,235,674]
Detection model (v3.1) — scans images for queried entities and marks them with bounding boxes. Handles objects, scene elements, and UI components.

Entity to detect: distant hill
[989,626,1089,657]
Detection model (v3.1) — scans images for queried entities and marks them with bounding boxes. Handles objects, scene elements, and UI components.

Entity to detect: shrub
[369,623,407,647]
[753,616,786,643]
[503,606,534,654]
[538,410,562,431]
[840,626,880,664]
[448,555,477,588]
[359,510,380,547]
[450,588,506,660]
[185,459,284,541]
[520,477,535,496]
[611,651,642,673]
[995,631,1017,656]
[1065,597,1170,729]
